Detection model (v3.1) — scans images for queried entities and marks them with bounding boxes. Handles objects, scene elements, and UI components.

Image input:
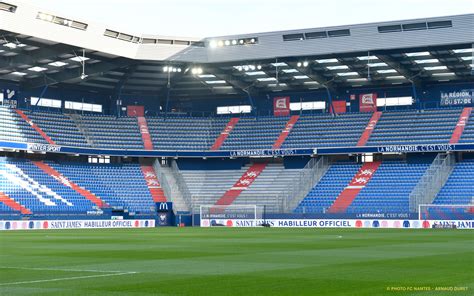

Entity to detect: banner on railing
[273,97,290,116]
[1,141,474,158]
[440,89,474,106]
[0,219,155,230]
[201,219,474,229]
[359,93,377,112]
[127,106,145,117]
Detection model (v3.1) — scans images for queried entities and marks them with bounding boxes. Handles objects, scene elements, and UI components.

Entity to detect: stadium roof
[0,1,473,98]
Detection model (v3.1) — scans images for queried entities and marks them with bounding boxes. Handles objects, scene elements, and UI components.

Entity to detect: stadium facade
[0,0,473,229]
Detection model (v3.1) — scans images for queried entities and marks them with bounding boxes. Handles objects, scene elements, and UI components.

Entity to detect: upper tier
[0,106,472,151]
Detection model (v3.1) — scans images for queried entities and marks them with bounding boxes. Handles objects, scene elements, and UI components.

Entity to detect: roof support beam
[20,58,135,89]
[376,53,423,86]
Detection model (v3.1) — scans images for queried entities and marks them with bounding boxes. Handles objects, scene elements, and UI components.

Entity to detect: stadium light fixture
[453,48,474,53]
[336,72,358,76]
[163,66,181,73]
[327,65,349,70]
[357,55,378,60]
[405,51,430,57]
[232,40,237,45]
[48,61,68,67]
[204,80,227,84]
[198,74,215,78]
[315,58,338,63]
[431,72,456,76]
[191,67,203,75]
[257,65,262,70]
[217,40,224,47]
[347,78,368,82]
[245,71,266,76]
[69,56,89,62]
[414,59,439,64]
[209,40,217,48]
[377,69,398,74]
[224,40,230,46]
[367,62,387,67]
[11,71,27,76]
[424,66,448,71]
[28,66,48,72]
[3,42,17,49]
[257,77,277,82]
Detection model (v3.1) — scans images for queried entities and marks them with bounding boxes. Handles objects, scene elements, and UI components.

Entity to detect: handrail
[409,153,455,213]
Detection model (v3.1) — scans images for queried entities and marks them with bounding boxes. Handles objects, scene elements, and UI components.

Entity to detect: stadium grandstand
[0,1,473,228]
[0,1,473,295]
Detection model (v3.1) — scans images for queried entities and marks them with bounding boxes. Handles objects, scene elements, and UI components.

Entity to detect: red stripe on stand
[357,111,382,146]
[328,161,382,213]
[140,165,167,202]
[210,117,239,150]
[215,163,267,206]
[272,115,299,149]
[449,107,472,144]
[137,116,154,150]
[0,191,32,214]
[33,161,107,208]
[15,109,56,145]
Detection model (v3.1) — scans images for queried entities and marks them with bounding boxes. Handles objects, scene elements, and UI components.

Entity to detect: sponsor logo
[27,143,61,152]
[377,144,455,153]
[440,90,473,106]
[230,149,296,157]
[275,97,288,109]
[361,94,374,104]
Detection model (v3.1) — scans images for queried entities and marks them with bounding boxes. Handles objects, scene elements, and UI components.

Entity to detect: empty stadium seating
[0,106,46,144]
[24,111,89,147]
[147,116,226,150]
[367,108,462,145]
[0,157,156,216]
[295,162,361,213]
[347,161,429,213]
[220,116,290,150]
[295,161,430,214]
[79,114,144,149]
[282,112,372,148]
[1,106,470,151]
[179,163,302,212]
[433,159,474,205]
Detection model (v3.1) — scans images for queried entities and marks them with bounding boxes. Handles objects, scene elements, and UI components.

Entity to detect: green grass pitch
[0,228,472,296]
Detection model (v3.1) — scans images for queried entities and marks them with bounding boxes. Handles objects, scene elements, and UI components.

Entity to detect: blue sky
[33,0,474,37]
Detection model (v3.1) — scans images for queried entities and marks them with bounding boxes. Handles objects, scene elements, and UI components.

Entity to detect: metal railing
[281,155,330,212]
[170,160,194,209]
[409,153,455,213]
[67,113,95,146]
